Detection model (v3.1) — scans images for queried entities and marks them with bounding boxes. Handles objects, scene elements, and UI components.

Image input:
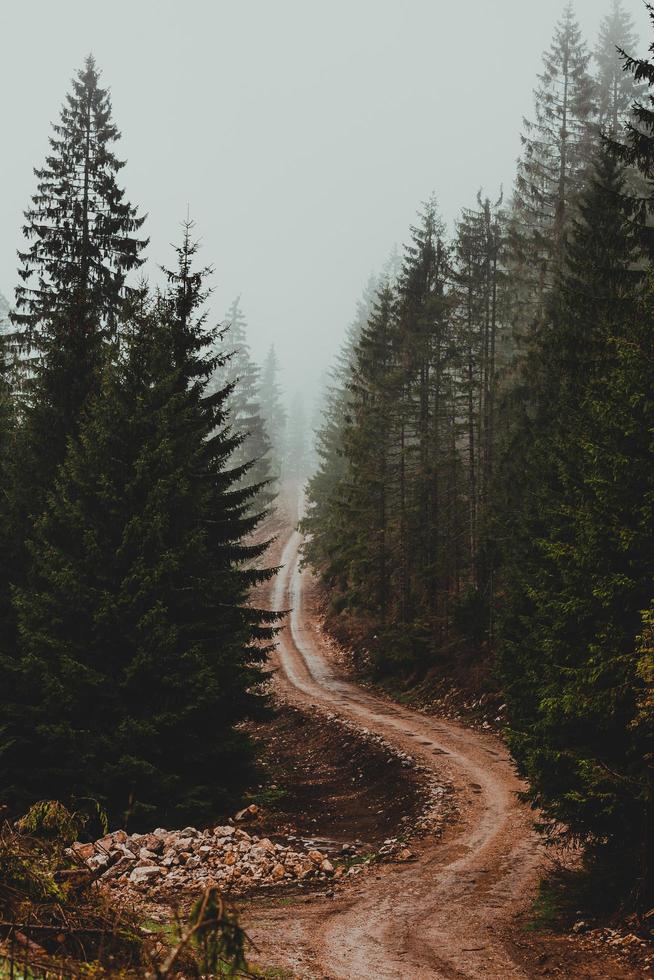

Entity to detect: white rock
[129,866,162,885]
[88,853,110,870]
[213,826,235,838]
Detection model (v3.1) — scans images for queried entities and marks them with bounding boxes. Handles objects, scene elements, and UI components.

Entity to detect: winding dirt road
[248,530,545,979]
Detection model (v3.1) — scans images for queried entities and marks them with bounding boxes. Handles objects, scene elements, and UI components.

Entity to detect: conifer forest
[2,1,654,977]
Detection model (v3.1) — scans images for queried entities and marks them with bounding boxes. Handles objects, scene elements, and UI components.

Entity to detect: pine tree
[452,192,507,584]
[304,206,482,672]
[595,0,643,136]
[496,147,654,895]
[211,297,272,506]
[0,331,15,643]
[609,4,654,188]
[302,277,378,575]
[14,56,147,342]
[301,377,352,581]
[394,197,458,626]
[12,56,147,511]
[259,345,287,479]
[509,4,596,326]
[285,392,309,484]
[304,203,480,672]
[1,229,276,825]
[301,284,403,669]
[341,284,399,628]
[162,230,276,646]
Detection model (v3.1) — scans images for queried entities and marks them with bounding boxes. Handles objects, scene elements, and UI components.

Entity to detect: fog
[0,0,650,402]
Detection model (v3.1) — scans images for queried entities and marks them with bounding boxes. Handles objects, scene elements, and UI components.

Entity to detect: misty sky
[0,0,650,406]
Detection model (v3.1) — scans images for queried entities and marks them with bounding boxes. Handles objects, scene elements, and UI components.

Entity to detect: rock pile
[70,821,343,897]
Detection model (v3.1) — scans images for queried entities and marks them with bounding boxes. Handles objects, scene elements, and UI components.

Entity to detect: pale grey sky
[0,0,650,403]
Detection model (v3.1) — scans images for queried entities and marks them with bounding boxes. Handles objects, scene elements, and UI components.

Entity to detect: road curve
[258,530,544,980]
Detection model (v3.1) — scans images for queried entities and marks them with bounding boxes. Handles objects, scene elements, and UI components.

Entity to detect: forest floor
[238,525,653,980]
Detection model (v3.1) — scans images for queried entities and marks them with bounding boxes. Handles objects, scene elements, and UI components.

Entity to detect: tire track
[255,530,543,979]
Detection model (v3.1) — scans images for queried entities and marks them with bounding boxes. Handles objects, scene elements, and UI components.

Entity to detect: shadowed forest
[1,1,654,977]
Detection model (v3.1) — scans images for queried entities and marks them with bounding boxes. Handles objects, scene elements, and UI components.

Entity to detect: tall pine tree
[452,192,507,585]
[259,344,287,480]
[496,147,654,896]
[337,283,400,651]
[608,0,654,246]
[2,228,276,825]
[394,197,458,628]
[211,297,272,507]
[595,0,643,136]
[302,276,378,572]
[509,4,596,330]
[12,55,148,522]
[0,331,16,644]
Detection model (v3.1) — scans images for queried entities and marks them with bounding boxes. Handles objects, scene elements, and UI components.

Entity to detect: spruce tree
[13,55,147,487]
[509,4,596,326]
[341,285,399,633]
[259,345,287,479]
[302,277,378,573]
[395,197,457,625]
[496,147,653,894]
[610,4,654,186]
[14,56,146,341]
[0,331,15,643]
[301,285,402,667]
[452,192,507,583]
[301,376,353,581]
[2,229,276,825]
[162,230,277,659]
[285,392,309,485]
[211,297,272,506]
[595,0,643,136]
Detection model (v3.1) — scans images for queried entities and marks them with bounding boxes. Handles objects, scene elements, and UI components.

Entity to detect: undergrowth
[0,801,257,977]
[526,850,654,935]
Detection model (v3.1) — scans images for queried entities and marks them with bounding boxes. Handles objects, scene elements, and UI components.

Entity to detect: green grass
[0,959,44,980]
[141,917,179,942]
[525,879,567,931]
[525,850,641,934]
[243,785,289,807]
[340,851,377,871]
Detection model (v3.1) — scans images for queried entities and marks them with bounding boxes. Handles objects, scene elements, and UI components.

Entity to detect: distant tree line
[302,1,654,903]
[0,56,293,827]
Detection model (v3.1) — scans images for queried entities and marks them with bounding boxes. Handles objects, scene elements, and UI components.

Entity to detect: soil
[246,704,429,851]
[238,527,652,980]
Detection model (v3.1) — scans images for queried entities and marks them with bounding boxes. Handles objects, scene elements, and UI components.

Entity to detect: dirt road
[245,529,547,979]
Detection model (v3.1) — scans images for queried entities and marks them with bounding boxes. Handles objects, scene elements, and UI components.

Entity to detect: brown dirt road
[245,529,547,979]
